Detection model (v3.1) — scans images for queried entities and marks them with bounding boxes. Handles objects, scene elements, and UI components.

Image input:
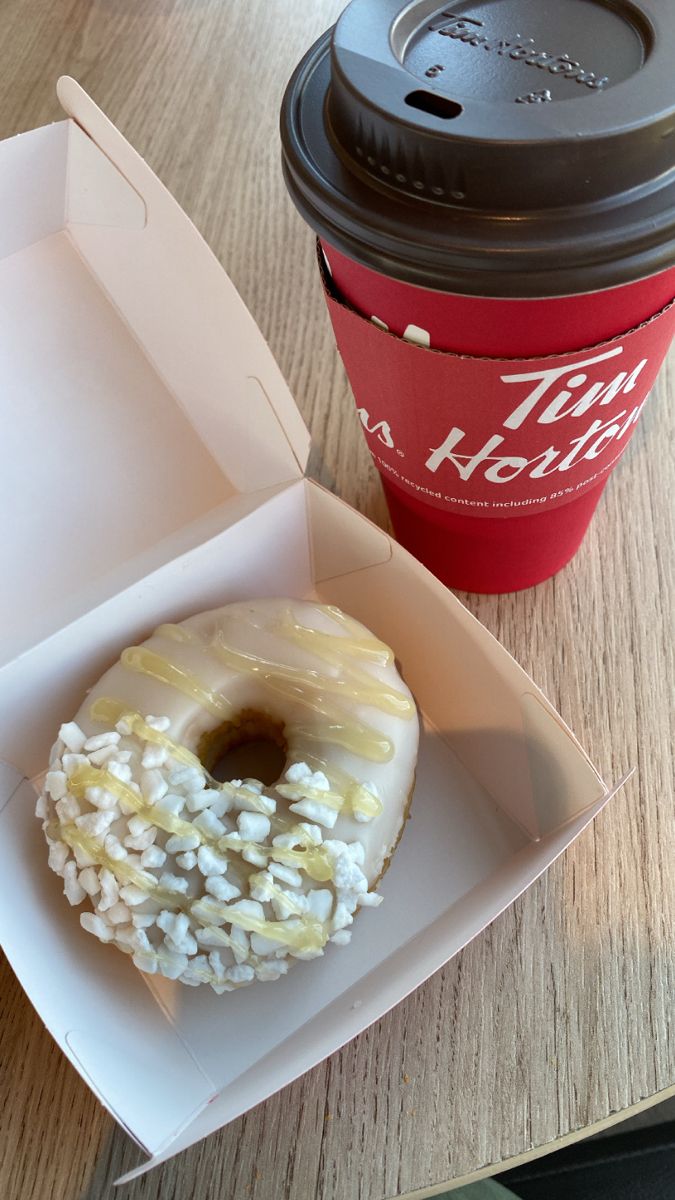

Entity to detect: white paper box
[0,80,615,1180]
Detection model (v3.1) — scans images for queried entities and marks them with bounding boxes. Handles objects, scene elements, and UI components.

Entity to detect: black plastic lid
[280,0,675,297]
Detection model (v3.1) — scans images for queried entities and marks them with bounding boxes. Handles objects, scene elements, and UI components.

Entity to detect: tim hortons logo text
[357,407,395,448]
[424,346,647,485]
[428,11,609,90]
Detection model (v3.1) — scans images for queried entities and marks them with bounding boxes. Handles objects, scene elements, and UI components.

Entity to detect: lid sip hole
[404,91,463,119]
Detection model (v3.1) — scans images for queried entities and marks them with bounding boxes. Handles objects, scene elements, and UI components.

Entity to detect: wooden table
[1,3,673,1198]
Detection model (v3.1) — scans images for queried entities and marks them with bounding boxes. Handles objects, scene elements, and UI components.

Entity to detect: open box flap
[57,76,310,484]
[0,102,310,665]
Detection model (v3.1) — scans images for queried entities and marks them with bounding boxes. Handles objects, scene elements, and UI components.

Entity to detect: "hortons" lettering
[428,11,609,90]
[425,346,648,484]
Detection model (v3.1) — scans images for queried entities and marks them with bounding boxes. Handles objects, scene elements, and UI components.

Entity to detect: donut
[37,599,419,992]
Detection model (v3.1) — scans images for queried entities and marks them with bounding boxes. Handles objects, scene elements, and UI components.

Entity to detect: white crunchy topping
[131,912,156,929]
[237,812,271,842]
[193,810,226,837]
[45,770,68,801]
[63,861,86,905]
[62,753,88,778]
[146,715,171,732]
[176,850,198,870]
[106,901,131,925]
[87,745,120,768]
[141,769,168,804]
[330,929,352,946]
[75,810,116,837]
[159,871,190,894]
[85,786,118,812]
[268,862,302,888]
[48,841,69,873]
[104,834,128,861]
[197,844,228,876]
[119,884,149,906]
[205,875,240,902]
[279,763,339,829]
[141,845,166,869]
[186,787,221,813]
[80,912,114,942]
[128,815,151,836]
[98,869,119,911]
[299,822,323,844]
[84,732,120,753]
[306,889,333,922]
[40,724,384,993]
[124,826,157,851]
[169,766,205,792]
[55,796,80,823]
[59,723,87,754]
[154,793,185,816]
[78,866,100,896]
[142,745,168,769]
[165,832,200,853]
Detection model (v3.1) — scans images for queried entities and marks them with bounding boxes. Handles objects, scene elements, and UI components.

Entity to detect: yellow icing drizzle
[93,602,401,830]
[69,764,203,836]
[319,604,395,647]
[291,753,383,820]
[210,637,412,719]
[155,623,200,644]
[275,775,381,820]
[90,698,200,767]
[275,780,351,811]
[121,647,232,718]
[52,821,327,956]
[247,871,308,916]
[226,910,324,952]
[219,833,333,882]
[147,602,411,773]
[89,699,382,821]
[90,702,283,819]
[155,603,411,762]
[54,822,177,905]
[286,714,392,763]
[277,609,394,666]
[67,764,333,882]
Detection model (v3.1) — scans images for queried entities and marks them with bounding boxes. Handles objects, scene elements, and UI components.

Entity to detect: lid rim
[280,2,675,299]
[283,159,675,298]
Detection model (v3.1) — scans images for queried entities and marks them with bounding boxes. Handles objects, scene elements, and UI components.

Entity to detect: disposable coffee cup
[281,0,675,593]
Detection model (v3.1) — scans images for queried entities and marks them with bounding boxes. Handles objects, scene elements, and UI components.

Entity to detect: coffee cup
[281,0,675,592]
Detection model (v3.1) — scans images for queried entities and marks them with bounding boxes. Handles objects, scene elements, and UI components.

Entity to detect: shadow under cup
[321,244,675,594]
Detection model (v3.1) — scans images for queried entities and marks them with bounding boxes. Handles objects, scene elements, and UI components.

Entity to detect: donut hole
[198,710,287,788]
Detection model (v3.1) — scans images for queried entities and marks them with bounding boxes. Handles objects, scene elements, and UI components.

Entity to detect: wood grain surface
[0,3,673,1199]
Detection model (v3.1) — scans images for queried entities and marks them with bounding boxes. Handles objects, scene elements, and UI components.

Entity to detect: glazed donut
[38,599,419,991]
